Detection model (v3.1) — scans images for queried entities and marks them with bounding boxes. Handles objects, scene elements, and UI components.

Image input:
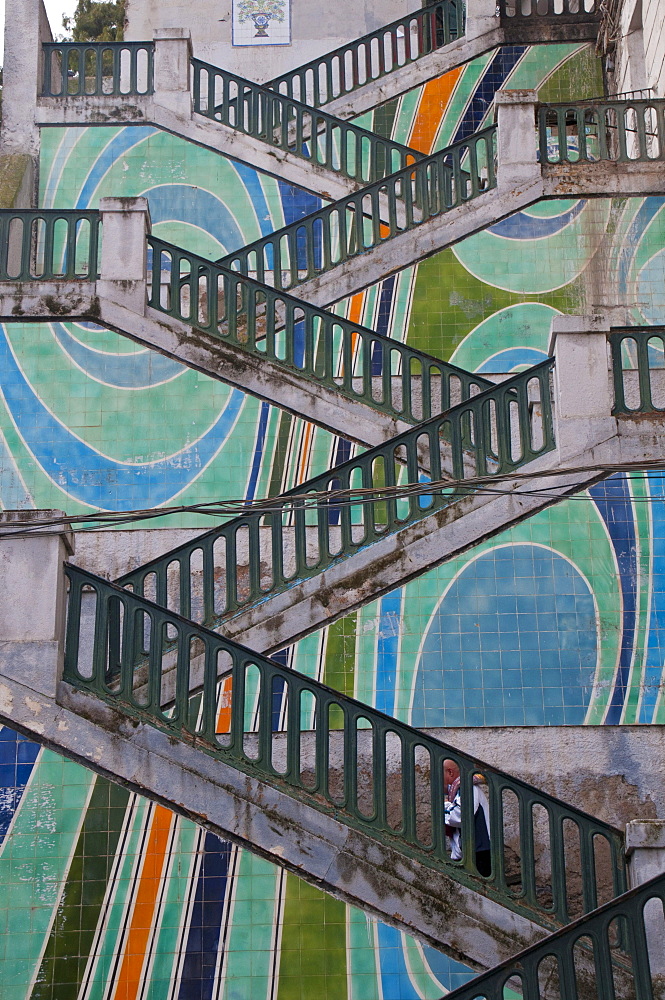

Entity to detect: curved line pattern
[52,322,184,388]
[0,325,244,511]
[75,127,159,210]
[144,184,246,253]
[486,200,585,240]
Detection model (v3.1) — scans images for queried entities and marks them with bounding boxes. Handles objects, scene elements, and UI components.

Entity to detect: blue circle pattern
[413,546,597,728]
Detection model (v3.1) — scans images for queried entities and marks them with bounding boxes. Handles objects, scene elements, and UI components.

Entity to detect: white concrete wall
[613,0,665,97]
[125,0,415,82]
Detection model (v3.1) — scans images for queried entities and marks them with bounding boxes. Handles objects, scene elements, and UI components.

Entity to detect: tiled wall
[1,39,665,999]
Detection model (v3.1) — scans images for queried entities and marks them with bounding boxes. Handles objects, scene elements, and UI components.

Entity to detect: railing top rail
[0,208,101,218]
[148,233,494,385]
[216,124,497,266]
[263,0,464,99]
[539,96,665,110]
[42,40,154,50]
[117,357,554,582]
[65,559,624,839]
[609,325,665,337]
[190,57,422,162]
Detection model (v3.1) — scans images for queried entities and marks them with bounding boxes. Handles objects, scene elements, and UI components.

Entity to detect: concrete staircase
[0,516,629,974]
[263,0,601,121]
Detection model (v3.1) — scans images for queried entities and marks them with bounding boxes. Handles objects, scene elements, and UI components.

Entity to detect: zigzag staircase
[442,868,665,999]
[263,0,602,120]
[3,3,665,992]
[0,549,628,972]
[35,0,602,201]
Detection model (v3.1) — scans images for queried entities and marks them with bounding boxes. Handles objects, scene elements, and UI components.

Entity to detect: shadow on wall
[412,544,597,728]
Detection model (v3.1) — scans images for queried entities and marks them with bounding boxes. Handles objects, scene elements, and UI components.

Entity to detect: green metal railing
[118,360,555,623]
[264,0,464,109]
[0,210,101,281]
[610,327,665,414]
[148,234,492,425]
[218,126,496,291]
[539,98,665,164]
[442,871,664,1000]
[64,561,626,929]
[499,0,600,20]
[42,41,154,97]
[192,60,421,185]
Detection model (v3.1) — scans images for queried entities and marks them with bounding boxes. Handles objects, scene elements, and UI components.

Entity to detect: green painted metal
[191,60,422,185]
[264,0,464,109]
[64,561,627,930]
[442,871,663,1000]
[41,42,154,97]
[499,0,600,22]
[0,210,101,281]
[148,233,492,425]
[118,359,555,622]
[609,327,665,414]
[217,126,497,291]
[539,98,665,164]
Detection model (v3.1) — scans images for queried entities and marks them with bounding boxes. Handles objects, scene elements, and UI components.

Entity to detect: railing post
[0,0,51,197]
[98,197,151,314]
[494,89,541,193]
[153,28,192,118]
[626,820,665,974]
[548,314,615,463]
[0,510,74,700]
[466,0,500,41]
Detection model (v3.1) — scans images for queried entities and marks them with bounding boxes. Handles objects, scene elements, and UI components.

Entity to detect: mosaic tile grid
[0,39,664,1000]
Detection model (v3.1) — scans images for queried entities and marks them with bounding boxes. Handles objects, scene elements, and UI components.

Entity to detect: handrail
[191,59,422,185]
[148,234,492,425]
[442,870,663,1000]
[64,561,626,930]
[0,209,101,281]
[609,327,665,415]
[264,0,464,109]
[42,41,154,97]
[118,360,555,623]
[539,98,665,164]
[218,126,497,291]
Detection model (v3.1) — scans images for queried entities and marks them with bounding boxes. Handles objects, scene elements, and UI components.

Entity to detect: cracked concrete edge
[0,668,545,968]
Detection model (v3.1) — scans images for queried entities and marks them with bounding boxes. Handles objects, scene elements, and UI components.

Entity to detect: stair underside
[36,98,370,203]
[315,20,600,122]
[0,663,546,970]
[272,163,665,309]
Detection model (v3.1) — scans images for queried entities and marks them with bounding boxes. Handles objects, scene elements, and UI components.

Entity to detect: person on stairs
[443,758,492,877]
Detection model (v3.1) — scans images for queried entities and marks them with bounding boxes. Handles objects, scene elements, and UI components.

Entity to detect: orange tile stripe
[216,674,234,734]
[111,805,175,1000]
[408,67,464,154]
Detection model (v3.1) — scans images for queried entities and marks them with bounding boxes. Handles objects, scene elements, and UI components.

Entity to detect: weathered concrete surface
[438,727,662,831]
[213,404,665,653]
[0,154,36,210]
[626,820,665,974]
[0,282,411,447]
[36,96,376,203]
[0,665,546,970]
[125,0,415,85]
[0,0,50,158]
[0,509,74,700]
[291,164,665,311]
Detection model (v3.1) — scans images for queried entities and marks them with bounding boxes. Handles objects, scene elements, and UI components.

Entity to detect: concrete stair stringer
[0,665,547,970]
[0,283,413,448]
[270,20,601,122]
[36,97,371,203]
[286,162,665,309]
[213,416,665,655]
